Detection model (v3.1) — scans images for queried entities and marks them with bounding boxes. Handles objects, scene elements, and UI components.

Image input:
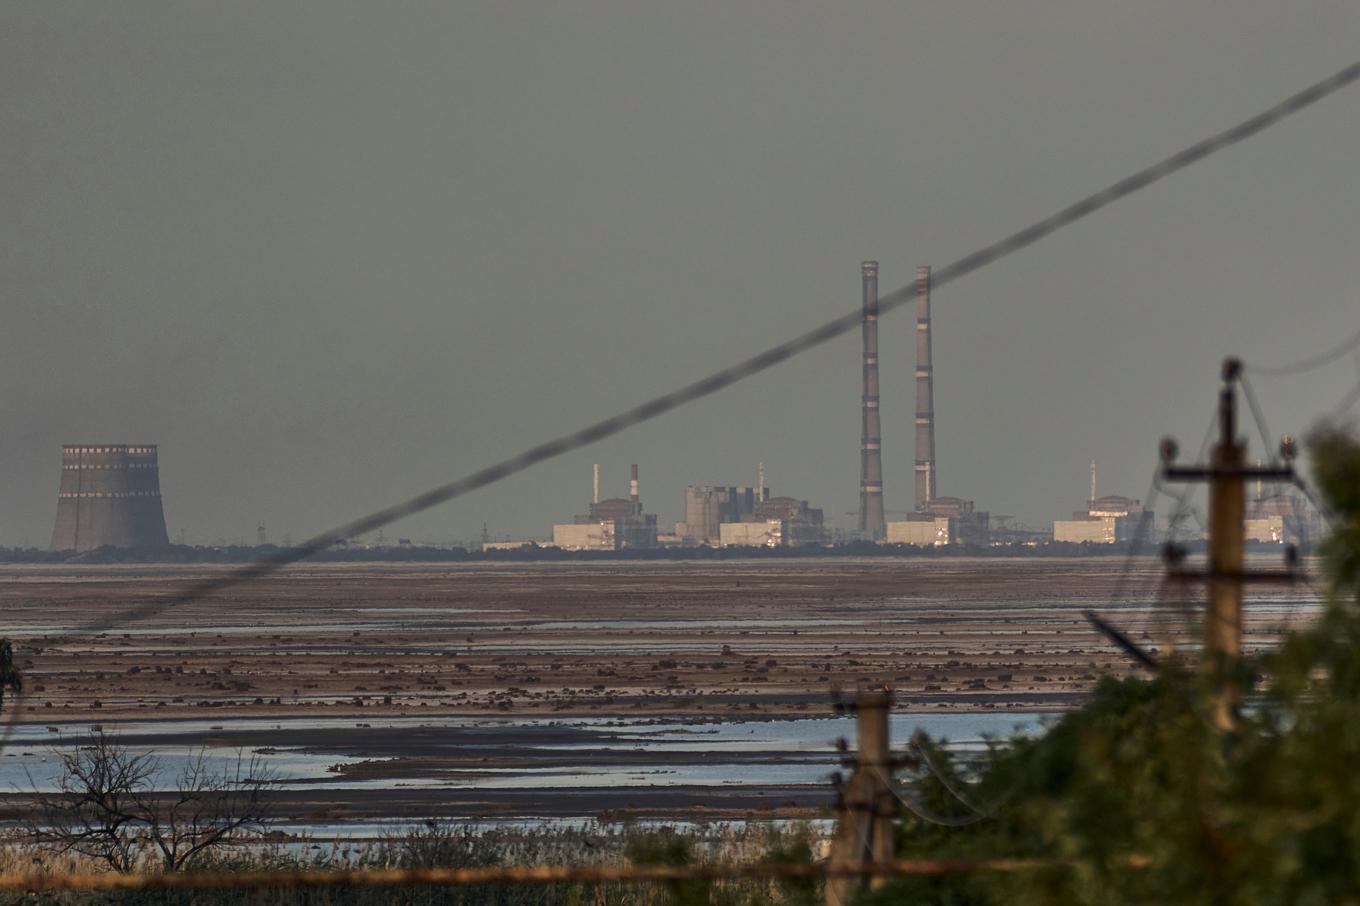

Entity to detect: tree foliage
[863,426,1360,905]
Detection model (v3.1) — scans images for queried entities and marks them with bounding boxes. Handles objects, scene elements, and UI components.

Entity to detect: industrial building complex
[470,259,1322,554]
[481,259,1326,554]
[550,464,659,551]
[678,465,825,548]
[29,265,1313,559]
[1051,462,1150,544]
[50,444,170,552]
[535,463,824,551]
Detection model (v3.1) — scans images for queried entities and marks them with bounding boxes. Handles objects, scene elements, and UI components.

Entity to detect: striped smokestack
[630,463,640,502]
[913,265,936,511]
[859,261,886,539]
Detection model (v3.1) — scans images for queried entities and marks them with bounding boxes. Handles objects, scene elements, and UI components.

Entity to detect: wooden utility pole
[1162,358,1295,730]
[0,639,20,712]
[826,689,895,906]
[1206,372,1246,729]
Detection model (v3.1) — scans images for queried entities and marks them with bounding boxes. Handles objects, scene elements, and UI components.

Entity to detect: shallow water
[0,711,1049,800]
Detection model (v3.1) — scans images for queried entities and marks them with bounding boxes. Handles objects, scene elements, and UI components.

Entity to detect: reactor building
[1246,491,1321,545]
[1052,462,1150,544]
[50,444,170,551]
[677,464,825,548]
[552,464,658,550]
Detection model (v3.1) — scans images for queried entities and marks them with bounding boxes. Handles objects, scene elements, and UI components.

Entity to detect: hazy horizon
[2,3,1357,547]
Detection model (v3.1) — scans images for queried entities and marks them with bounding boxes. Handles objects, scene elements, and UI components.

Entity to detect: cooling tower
[50,445,170,551]
[859,261,886,539]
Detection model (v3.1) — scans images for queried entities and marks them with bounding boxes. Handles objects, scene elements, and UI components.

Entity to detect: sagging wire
[908,735,1013,820]
[7,57,1360,751]
[872,766,990,828]
[1247,324,1360,378]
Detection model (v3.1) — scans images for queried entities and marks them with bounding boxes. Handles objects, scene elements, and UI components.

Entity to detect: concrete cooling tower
[50,445,170,551]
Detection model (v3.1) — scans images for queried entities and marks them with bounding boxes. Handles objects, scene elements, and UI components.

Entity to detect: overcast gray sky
[1,2,1357,547]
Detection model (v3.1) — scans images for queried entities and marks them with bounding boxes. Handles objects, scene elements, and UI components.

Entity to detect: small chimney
[630,463,640,502]
[593,463,601,505]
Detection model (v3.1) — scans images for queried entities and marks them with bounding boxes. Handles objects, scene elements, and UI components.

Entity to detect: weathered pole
[827,689,893,905]
[0,640,20,712]
[1161,358,1296,732]
[1205,362,1246,730]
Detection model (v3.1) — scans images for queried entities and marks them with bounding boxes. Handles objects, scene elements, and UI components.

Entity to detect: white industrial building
[885,517,954,546]
[1053,496,1148,544]
[552,521,617,551]
[719,519,783,548]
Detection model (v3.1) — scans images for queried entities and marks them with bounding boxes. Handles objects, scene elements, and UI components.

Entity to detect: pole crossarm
[1153,356,1310,730]
[1163,466,1295,482]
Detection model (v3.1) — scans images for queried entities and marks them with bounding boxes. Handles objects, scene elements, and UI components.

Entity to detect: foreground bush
[864,427,1360,905]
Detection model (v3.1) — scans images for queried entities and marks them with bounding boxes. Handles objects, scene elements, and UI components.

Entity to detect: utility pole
[826,689,896,905]
[0,639,20,713]
[1161,358,1296,731]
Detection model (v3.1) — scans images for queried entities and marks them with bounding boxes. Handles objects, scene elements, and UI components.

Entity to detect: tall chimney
[630,463,640,502]
[593,463,601,505]
[1089,460,1097,507]
[859,261,886,540]
[913,265,937,511]
[757,461,766,503]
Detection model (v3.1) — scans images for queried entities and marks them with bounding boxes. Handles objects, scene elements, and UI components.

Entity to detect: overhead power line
[1248,323,1360,377]
[3,59,1356,677]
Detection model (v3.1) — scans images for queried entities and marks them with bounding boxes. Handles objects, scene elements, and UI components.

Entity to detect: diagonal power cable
[1248,323,1360,377]
[0,59,1347,774]
[61,57,1360,637]
[2,59,1356,757]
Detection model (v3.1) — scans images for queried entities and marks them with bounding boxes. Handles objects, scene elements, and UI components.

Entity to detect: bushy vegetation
[863,426,1360,905]
[0,821,822,906]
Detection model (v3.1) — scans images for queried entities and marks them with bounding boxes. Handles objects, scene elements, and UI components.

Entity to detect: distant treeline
[0,539,1236,565]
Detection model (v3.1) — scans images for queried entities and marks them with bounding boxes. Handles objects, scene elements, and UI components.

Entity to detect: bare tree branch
[27,731,274,873]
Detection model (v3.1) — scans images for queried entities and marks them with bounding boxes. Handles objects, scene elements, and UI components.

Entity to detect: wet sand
[0,557,1310,722]
[0,557,1314,824]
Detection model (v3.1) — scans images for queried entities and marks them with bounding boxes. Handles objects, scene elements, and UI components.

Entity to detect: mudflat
[0,557,1312,824]
[0,557,1307,723]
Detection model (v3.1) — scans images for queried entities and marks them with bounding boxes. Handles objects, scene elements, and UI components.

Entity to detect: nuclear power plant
[675,463,825,548]
[50,444,170,551]
[551,463,659,550]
